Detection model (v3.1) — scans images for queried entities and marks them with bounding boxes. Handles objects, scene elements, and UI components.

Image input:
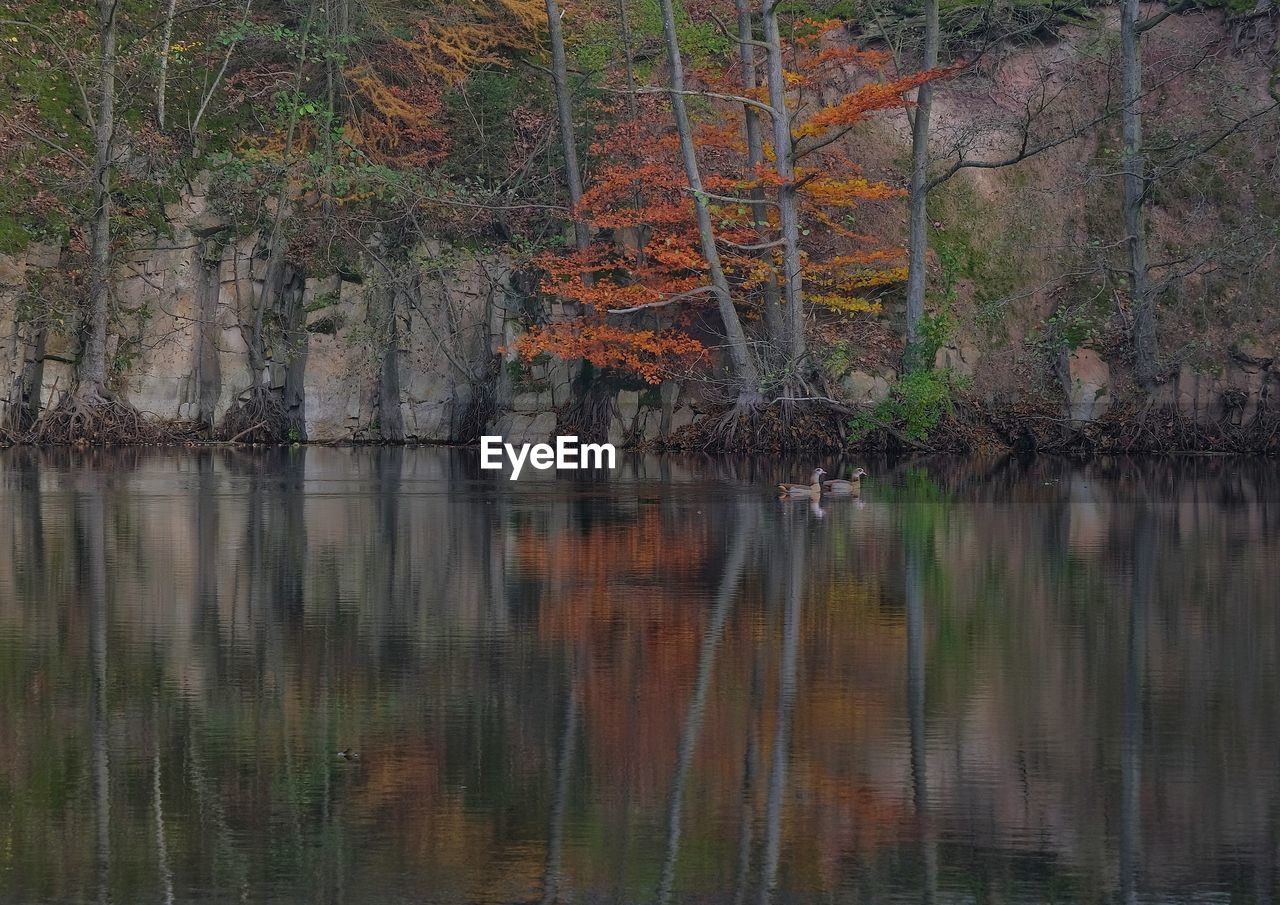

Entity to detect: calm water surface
[0,448,1278,904]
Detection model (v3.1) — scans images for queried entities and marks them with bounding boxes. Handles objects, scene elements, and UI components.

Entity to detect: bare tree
[545,0,590,253]
[894,6,1116,372]
[761,0,808,370]
[735,0,785,350]
[190,0,254,152]
[658,0,762,396]
[1071,3,1269,390]
[156,0,178,130]
[80,0,120,400]
[1121,0,1156,388]
[904,0,940,368]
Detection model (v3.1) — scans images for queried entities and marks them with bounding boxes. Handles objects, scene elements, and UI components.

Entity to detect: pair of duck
[778,467,868,499]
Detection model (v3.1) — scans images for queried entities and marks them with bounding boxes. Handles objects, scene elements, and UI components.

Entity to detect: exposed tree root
[670,397,847,453]
[28,393,168,446]
[1059,404,1280,456]
[557,380,616,444]
[455,380,498,445]
[216,386,292,444]
[658,392,1280,457]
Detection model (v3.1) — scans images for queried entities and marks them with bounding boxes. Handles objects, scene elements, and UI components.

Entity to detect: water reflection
[0,449,1278,904]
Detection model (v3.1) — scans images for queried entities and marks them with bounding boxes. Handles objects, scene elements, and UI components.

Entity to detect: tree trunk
[157,0,178,131]
[247,0,315,388]
[656,503,752,905]
[545,0,590,253]
[658,0,760,393]
[80,0,120,399]
[1122,0,1157,390]
[736,0,784,353]
[757,519,802,905]
[541,663,580,905]
[378,288,405,443]
[83,481,111,905]
[760,0,806,369]
[906,542,938,903]
[617,0,647,254]
[1121,509,1152,905]
[904,0,939,371]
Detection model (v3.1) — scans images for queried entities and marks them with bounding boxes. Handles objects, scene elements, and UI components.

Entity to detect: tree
[760,0,807,370]
[544,0,590,252]
[80,0,119,402]
[757,25,939,371]
[516,115,719,384]
[889,3,1111,372]
[904,0,939,369]
[156,0,179,131]
[733,0,783,350]
[658,0,762,397]
[1122,0,1159,389]
[521,13,932,393]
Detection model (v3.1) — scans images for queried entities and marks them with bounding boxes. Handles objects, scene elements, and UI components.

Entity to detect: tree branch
[925,106,1114,191]
[720,236,785,251]
[605,285,717,314]
[1136,0,1196,34]
[684,186,779,206]
[603,85,781,119]
[190,0,253,147]
[0,114,89,167]
[707,10,774,48]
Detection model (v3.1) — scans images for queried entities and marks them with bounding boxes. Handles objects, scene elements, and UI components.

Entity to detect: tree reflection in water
[0,448,1277,904]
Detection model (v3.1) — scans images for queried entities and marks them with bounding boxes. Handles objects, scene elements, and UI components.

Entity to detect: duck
[778,468,826,498]
[823,467,869,495]
[336,748,360,761]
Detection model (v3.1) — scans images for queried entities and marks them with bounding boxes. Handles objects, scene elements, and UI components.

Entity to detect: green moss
[574,0,730,75]
[928,178,1029,336]
[0,214,30,255]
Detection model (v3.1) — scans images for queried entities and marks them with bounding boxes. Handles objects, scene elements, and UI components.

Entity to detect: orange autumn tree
[764,27,944,316]
[517,104,720,384]
[518,10,941,386]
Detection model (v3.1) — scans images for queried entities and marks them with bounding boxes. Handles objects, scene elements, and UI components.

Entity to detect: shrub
[850,368,968,443]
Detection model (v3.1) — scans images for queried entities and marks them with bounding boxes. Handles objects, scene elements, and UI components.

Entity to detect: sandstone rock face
[0,254,24,288]
[935,344,980,377]
[668,406,698,435]
[1159,356,1277,426]
[1,176,520,442]
[1063,349,1111,422]
[492,410,557,445]
[840,370,893,405]
[1165,363,1220,420]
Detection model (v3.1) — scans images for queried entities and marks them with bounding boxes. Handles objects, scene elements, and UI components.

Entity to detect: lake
[0,448,1277,904]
